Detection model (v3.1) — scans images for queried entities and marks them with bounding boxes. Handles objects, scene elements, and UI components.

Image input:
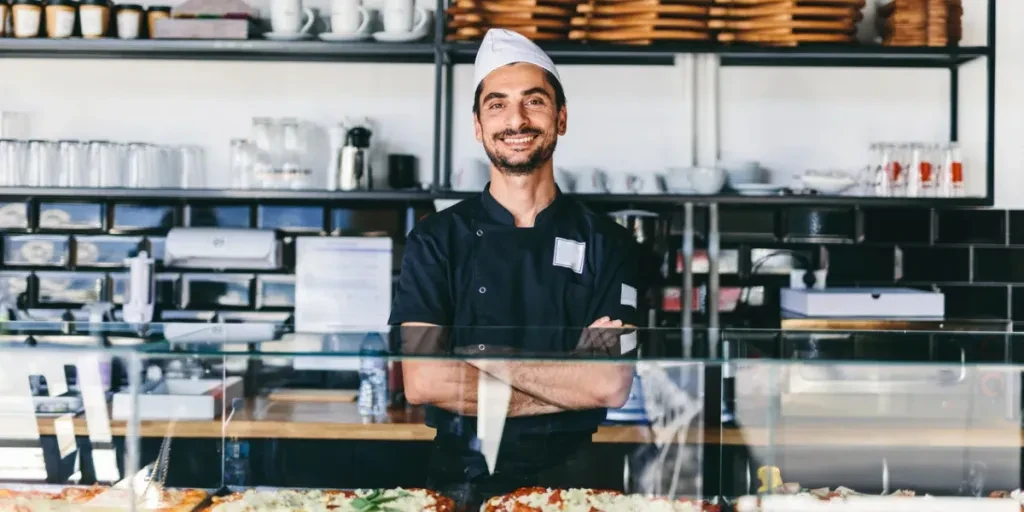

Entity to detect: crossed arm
[401,319,634,417]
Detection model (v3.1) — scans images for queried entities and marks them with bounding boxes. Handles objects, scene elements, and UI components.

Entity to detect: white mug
[331,0,369,34]
[382,0,427,34]
[270,0,315,34]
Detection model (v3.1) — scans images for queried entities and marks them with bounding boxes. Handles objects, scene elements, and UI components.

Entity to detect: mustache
[493,128,542,140]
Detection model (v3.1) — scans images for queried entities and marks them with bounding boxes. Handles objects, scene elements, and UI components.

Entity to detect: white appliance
[112,376,243,421]
[164,228,280,270]
[780,287,944,318]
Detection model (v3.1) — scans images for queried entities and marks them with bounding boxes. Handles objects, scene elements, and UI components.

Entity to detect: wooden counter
[30,399,1024,448]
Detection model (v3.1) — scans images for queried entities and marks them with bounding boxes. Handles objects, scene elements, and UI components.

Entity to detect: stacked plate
[877,0,962,46]
[711,0,864,46]
[567,0,713,45]
[446,0,582,41]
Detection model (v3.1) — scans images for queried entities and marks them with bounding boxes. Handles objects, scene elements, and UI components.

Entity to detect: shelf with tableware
[0,0,436,60]
[441,0,982,66]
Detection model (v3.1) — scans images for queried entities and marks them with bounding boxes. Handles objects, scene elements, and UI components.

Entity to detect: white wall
[2,0,1017,204]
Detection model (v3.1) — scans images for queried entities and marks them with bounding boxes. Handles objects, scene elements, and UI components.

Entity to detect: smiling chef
[389,29,643,510]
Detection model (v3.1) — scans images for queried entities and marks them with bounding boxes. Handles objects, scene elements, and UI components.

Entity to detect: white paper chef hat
[473,29,561,91]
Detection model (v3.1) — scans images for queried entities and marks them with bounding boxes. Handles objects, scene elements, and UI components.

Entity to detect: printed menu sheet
[295,236,393,333]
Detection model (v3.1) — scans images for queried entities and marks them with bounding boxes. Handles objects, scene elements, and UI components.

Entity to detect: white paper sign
[295,237,393,333]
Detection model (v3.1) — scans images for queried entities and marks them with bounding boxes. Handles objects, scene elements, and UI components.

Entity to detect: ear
[473,113,483,142]
[556,105,567,136]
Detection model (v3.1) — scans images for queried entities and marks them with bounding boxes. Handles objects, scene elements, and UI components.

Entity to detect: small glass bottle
[939,142,965,197]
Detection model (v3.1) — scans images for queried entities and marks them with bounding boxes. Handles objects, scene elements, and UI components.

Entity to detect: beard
[483,127,558,176]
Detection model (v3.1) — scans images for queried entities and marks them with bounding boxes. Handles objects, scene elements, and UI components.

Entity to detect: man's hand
[575,316,633,356]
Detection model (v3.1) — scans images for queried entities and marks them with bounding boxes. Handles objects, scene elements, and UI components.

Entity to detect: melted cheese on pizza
[210,488,448,512]
[485,488,715,512]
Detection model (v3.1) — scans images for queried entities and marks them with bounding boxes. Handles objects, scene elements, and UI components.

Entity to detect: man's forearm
[404,360,562,416]
[470,360,633,410]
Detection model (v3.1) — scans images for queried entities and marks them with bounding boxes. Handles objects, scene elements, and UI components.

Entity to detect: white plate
[264,32,312,41]
[372,30,427,42]
[319,31,371,42]
[734,183,782,196]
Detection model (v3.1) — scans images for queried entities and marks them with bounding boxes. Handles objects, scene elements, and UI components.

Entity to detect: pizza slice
[482,487,722,511]
[206,488,454,512]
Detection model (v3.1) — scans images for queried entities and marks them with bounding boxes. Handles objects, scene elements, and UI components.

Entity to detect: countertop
[32,399,1024,448]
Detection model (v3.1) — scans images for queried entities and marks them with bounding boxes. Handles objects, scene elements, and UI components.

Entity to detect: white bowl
[719,159,763,185]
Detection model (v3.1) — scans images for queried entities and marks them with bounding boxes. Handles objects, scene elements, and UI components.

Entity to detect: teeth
[503,136,534,144]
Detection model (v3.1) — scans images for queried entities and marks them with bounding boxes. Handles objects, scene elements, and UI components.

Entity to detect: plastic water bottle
[358,332,389,422]
[223,439,249,486]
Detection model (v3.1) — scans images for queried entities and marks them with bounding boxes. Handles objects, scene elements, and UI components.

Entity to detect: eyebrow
[481,87,553,105]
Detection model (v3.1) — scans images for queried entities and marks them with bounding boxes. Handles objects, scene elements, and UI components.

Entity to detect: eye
[528,98,546,106]
[487,102,504,110]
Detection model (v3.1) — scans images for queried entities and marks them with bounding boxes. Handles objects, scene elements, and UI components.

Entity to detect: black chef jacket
[389,184,642,439]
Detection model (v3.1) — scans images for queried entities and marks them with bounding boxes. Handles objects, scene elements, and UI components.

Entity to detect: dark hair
[472,67,566,117]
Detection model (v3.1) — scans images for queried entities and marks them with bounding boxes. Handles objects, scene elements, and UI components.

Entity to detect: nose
[506,102,529,131]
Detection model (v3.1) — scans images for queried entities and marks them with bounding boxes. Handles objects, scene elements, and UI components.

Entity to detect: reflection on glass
[258,205,323,232]
[112,204,176,232]
[75,235,142,267]
[39,203,104,231]
[4,235,69,266]
[36,271,105,304]
[187,205,250,228]
[182,273,253,308]
[257,275,295,308]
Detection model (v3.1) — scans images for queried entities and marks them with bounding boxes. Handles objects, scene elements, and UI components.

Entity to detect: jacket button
[478,286,487,294]
[476,229,483,236]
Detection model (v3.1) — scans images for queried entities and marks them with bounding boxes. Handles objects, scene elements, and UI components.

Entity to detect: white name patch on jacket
[553,237,585,274]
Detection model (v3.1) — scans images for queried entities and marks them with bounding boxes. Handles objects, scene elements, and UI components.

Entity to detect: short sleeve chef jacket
[389,184,642,436]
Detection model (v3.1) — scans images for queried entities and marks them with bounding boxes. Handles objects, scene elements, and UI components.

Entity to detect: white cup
[270,0,314,34]
[331,0,369,34]
[116,9,141,39]
[382,0,427,34]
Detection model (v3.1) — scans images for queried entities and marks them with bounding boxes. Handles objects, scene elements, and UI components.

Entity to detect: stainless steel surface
[682,202,694,358]
[338,126,372,191]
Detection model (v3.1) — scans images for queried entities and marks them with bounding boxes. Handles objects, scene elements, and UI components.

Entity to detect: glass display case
[0,322,1022,511]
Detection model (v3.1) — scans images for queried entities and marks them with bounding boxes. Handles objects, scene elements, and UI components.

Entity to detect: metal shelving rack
[0,0,997,207]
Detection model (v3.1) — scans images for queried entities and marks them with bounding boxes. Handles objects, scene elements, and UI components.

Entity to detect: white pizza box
[780,287,944,319]
[111,376,242,421]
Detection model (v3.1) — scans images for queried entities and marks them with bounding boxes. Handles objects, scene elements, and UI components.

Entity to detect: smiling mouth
[499,134,537,147]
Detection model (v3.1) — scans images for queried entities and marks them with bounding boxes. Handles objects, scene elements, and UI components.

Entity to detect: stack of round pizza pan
[567,0,714,45]
[446,0,582,41]
[876,0,962,46]
[711,0,865,46]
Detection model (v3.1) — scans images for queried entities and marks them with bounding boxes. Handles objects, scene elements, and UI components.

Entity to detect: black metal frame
[0,0,997,207]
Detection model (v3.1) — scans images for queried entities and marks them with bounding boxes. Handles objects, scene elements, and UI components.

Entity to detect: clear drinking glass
[178,145,206,189]
[251,117,280,171]
[58,140,89,187]
[0,140,27,186]
[126,142,151,188]
[90,141,125,188]
[229,139,256,189]
[27,140,59,187]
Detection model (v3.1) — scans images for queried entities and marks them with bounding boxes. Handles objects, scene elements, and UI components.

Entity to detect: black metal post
[443,59,454,190]
[430,0,446,192]
[949,66,958,142]
[985,0,996,204]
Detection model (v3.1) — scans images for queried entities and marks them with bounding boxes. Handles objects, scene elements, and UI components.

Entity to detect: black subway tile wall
[899,247,970,283]
[861,208,931,244]
[6,196,1024,327]
[936,210,1005,244]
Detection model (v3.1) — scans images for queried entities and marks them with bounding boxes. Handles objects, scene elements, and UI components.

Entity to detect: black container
[387,154,419,190]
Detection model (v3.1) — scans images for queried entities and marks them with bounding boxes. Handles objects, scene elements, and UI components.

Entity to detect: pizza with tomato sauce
[0,486,207,511]
[206,488,455,512]
[989,490,1024,510]
[482,487,721,512]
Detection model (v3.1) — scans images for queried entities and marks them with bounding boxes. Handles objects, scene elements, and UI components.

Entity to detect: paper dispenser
[164,228,280,270]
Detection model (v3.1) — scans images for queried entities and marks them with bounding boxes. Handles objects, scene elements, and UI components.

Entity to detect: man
[389,29,642,509]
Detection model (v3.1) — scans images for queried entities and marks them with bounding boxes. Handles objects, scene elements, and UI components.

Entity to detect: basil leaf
[352,498,371,509]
